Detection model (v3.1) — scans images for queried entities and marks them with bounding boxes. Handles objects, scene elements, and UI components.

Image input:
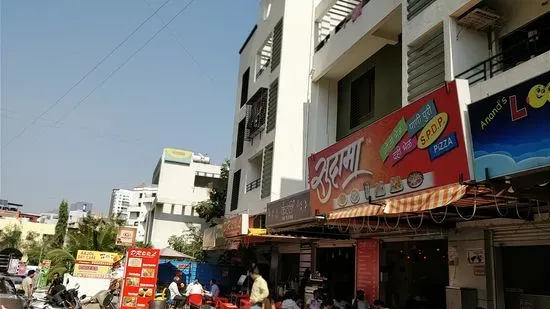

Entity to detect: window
[138,202,141,206]
[350,68,375,129]
[139,193,143,198]
[261,144,274,199]
[152,193,156,197]
[266,79,278,133]
[230,170,241,211]
[240,68,250,107]
[271,18,283,72]
[256,35,273,78]
[236,118,246,157]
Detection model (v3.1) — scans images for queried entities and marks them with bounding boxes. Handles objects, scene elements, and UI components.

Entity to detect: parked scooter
[30,282,86,309]
[81,289,117,309]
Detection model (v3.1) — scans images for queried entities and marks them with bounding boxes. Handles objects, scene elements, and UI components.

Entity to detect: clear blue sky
[1,0,259,213]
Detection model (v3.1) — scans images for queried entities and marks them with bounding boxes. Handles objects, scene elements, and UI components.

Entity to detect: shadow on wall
[279,178,307,200]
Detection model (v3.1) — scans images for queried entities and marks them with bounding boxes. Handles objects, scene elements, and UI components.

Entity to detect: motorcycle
[81,289,117,309]
[30,283,86,309]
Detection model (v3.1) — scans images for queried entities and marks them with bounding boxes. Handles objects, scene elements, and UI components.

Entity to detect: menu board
[120,248,160,309]
[74,250,118,279]
[356,239,379,304]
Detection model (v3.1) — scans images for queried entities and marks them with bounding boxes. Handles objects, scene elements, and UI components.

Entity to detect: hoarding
[468,71,550,180]
[73,250,118,279]
[223,214,249,238]
[266,190,311,227]
[308,81,471,214]
[163,148,192,165]
[120,248,160,309]
[116,227,137,246]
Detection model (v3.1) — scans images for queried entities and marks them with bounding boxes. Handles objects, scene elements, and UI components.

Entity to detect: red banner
[308,81,471,214]
[120,248,160,309]
[356,240,379,304]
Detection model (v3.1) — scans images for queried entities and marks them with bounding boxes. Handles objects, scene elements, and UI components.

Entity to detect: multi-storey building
[227,0,550,308]
[226,0,314,217]
[109,189,131,219]
[145,148,221,248]
[126,185,157,243]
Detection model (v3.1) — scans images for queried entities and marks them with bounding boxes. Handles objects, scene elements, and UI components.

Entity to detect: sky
[0,0,259,213]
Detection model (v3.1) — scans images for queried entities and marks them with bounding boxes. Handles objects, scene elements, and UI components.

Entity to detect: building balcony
[245,87,268,141]
[312,0,401,81]
[246,178,261,192]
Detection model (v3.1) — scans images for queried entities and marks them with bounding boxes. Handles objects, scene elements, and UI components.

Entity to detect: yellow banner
[76,250,118,266]
[73,263,112,279]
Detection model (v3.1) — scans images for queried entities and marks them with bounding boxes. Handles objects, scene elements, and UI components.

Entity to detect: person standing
[209,279,220,301]
[22,270,36,305]
[249,266,269,309]
[169,276,186,308]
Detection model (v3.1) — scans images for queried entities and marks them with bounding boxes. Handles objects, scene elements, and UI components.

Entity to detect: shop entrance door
[316,247,356,303]
[380,239,448,309]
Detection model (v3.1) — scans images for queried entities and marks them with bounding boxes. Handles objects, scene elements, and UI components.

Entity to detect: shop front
[307,80,475,308]
[468,70,550,309]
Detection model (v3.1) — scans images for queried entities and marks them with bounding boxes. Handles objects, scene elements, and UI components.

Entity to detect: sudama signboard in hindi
[308,81,472,214]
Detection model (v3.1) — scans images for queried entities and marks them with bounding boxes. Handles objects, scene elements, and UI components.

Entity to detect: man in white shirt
[21,270,36,303]
[186,278,204,296]
[169,276,186,308]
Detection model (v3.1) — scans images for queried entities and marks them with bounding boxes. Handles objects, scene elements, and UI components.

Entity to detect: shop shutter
[300,244,312,277]
[316,239,356,248]
[271,18,283,72]
[261,143,274,199]
[407,0,437,21]
[407,26,444,102]
[492,223,550,247]
[266,78,278,133]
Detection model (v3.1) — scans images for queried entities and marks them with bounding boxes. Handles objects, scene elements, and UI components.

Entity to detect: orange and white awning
[384,183,467,214]
[327,204,383,220]
[326,183,467,220]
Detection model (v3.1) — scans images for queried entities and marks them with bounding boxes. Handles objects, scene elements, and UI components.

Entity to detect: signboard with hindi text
[266,190,311,227]
[73,250,118,279]
[308,81,471,214]
[120,248,160,309]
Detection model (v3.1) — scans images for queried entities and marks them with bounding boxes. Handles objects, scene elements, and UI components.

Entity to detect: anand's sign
[266,190,311,227]
[223,214,249,238]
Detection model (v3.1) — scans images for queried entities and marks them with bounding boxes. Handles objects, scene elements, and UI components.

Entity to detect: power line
[4,0,172,147]
[143,0,215,85]
[47,0,196,127]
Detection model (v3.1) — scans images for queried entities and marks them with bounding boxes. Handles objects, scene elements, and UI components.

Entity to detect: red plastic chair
[188,294,203,308]
[216,297,230,308]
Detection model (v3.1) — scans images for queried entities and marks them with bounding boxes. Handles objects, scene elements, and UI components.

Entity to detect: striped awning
[327,204,384,220]
[384,183,467,215]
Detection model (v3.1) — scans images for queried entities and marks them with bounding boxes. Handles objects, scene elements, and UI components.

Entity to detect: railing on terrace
[315,0,370,53]
[456,25,550,87]
[246,178,261,192]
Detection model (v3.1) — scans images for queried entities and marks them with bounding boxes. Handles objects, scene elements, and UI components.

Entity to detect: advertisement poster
[468,71,550,180]
[467,248,485,265]
[308,81,471,214]
[7,259,19,274]
[356,240,379,304]
[120,248,160,309]
[73,250,118,279]
[17,261,28,276]
[38,260,52,288]
[116,227,137,246]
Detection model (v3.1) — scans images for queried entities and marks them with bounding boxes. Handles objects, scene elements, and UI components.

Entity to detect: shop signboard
[73,250,118,279]
[16,261,27,276]
[308,81,471,214]
[468,71,550,180]
[223,214,249,238]
[356,239,379,304]
[116,227,137,246]
[266,190,311,227]
[120,248,160,309]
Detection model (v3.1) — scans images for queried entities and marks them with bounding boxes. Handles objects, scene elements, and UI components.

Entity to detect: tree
[196,159,229,225]
[0,224,22,250]
[134,241,153,248]
[52,200,69,247]
[168,225,205,261]
[23,231,43,265]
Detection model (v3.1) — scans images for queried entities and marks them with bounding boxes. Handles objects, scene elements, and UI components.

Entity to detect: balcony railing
[245,87,268,141]
[246,178,261,192]
[456,25,550,87]
[315,0,370,53]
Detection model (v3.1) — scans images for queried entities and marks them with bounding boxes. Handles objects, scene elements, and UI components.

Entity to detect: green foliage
[52,200,69,247]
[66,215,125,257]
[168,225,205,261]
[23,231,43,265]
[196,159,229,225]
[134,241,153,248]
[45,248,76,276]
[0,224,22,250]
